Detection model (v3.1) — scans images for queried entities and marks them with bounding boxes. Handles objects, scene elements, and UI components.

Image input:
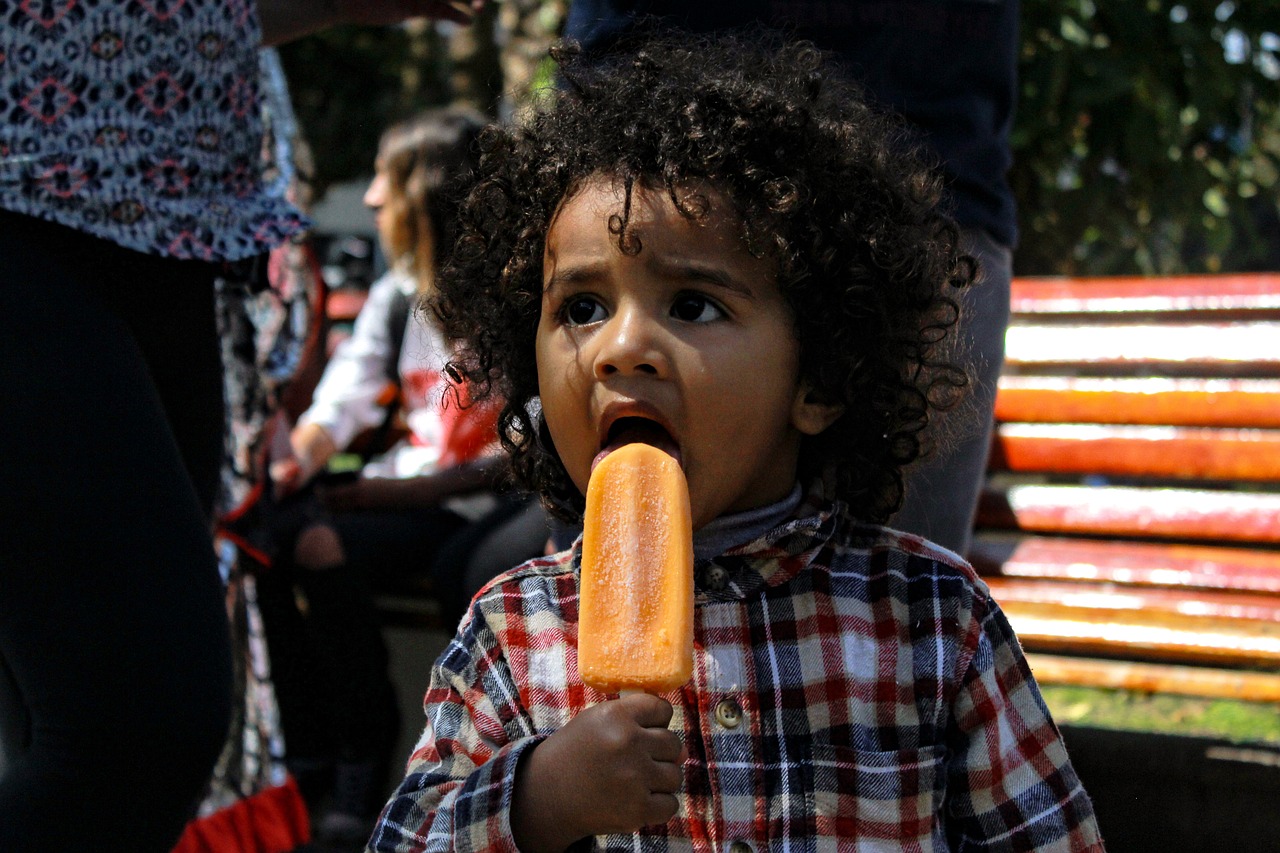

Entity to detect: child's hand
[268,456,305,499]
[270,421,338,499]
[512,693,684,852]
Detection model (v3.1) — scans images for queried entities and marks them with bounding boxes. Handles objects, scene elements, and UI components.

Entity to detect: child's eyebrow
[651,258,755,297]
[543,261,606,292]
[542,257,758,298]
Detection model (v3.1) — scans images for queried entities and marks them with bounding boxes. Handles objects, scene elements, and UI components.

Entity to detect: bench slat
[976,485,1280,544]
[969,536,1280,594]
[991,423,1280,481]
[985,577,1280,623]
[1011,274,1280,315]
[998,599,1280,667]
[1024,653,1280,703]
[1004,322,1280,372]
[994,376,1280,428]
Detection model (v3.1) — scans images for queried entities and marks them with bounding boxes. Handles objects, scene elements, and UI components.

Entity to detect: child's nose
[593,307,669,379]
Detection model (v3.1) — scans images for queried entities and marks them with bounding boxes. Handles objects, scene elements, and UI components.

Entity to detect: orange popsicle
[578,442,694,693]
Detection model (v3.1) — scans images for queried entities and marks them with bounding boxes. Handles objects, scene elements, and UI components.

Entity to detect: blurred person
[266,107,547,848]
[0,4,483,852]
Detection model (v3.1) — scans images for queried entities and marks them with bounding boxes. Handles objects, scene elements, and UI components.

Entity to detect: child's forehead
[546,181,755,268]
[541,175,786,309]
[550,173,744,240]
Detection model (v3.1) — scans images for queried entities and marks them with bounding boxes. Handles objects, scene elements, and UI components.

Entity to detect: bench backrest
[970,274,1280,698]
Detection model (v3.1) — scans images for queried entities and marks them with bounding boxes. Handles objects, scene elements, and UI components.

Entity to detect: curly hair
[434,29,973,524]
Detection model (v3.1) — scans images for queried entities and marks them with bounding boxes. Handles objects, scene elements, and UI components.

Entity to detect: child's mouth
[592,417,682,472]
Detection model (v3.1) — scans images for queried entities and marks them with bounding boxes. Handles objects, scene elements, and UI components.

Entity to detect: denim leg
[888,227,1012,558]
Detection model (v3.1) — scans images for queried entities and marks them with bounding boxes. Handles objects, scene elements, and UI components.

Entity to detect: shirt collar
[691,482,842,602]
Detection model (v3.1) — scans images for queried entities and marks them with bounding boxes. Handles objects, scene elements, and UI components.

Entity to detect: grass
[1041,684,1280,745]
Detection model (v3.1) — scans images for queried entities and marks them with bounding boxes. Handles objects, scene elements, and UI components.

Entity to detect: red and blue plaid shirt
[369,489,1103,852]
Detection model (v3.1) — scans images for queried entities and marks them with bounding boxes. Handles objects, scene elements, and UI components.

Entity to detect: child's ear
[791,382,846,436]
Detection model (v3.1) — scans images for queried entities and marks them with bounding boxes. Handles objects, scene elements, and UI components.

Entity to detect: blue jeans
[888,227,1013,557]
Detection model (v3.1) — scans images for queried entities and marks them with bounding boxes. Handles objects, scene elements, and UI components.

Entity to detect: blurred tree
[276,4,507,198]
[278,1,1277,276]
[1013,0,1280,274]
[497,0,569,119]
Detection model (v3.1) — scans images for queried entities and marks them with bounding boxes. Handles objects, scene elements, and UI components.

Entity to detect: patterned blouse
[368,487,1105,852]
[0,0,305,261]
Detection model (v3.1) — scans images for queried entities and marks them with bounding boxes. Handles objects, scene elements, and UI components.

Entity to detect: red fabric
[172,777,310,853]
[436,385,502,469]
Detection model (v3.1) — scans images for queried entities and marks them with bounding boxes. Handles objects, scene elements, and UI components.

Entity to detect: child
[368,32,1104,852]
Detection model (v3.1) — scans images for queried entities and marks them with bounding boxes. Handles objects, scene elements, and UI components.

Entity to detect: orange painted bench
[970,273,1280,703]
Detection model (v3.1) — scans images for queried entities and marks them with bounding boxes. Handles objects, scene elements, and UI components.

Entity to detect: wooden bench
[970,273,1280,703]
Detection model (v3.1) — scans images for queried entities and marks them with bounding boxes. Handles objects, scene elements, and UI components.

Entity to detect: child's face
[536,176,841,530]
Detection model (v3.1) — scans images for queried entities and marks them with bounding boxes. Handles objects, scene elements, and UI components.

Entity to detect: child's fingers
[647,754,683,794]
[642,791,680,827]
[269,458,301,497]
[642,726,684,765]
[618,692,674,729]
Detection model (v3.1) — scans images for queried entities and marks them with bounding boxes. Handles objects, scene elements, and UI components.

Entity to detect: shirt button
[715,698,743,729]
[729,842,753,853]
[702,563,729,591]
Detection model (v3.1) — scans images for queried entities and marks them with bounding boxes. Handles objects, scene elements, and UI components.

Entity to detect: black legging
[0,211,234,852]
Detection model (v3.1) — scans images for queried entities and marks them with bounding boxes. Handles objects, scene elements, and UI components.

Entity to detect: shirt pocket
[809,742,947,851]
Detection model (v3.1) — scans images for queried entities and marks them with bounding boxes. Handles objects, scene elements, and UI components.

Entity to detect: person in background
[266,107,548,849]
[0,4,483,852]
[562,0,1020,557]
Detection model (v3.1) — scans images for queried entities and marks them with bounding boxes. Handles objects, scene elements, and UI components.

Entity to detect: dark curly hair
[434,29,973,524]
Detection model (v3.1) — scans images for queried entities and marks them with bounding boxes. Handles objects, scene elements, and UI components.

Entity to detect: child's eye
[670,293,725,323]
[561,296,607,326]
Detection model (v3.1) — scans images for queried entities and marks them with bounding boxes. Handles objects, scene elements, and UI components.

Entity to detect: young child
[367,32,1104,853]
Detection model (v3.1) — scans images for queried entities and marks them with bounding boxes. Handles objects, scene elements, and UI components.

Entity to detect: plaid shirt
[369,490,1103,852]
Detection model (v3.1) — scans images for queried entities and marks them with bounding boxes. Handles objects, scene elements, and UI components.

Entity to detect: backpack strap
[386,283,412,387]
[355,282,413,465]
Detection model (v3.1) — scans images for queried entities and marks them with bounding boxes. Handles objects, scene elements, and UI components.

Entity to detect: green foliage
[1014,0,1280,274]
[277,25,458,196]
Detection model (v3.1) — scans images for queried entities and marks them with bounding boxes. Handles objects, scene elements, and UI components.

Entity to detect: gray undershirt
[692,483,803,562]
